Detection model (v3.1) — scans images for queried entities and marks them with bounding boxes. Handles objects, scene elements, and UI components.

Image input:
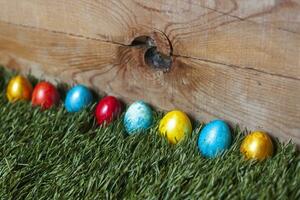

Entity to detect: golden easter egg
[159,110,192,144]
[6,75,33,102]
[240,131,274,161]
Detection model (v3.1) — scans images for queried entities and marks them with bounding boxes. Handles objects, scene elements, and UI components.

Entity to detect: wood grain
[199,0,300,33]
[0,0,299,80]
[0,21,299,145]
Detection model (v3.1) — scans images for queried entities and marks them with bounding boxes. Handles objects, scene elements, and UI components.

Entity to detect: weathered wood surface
[1,0,300,78]
[0,0,299,145]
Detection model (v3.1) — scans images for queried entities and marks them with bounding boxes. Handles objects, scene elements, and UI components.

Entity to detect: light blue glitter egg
[198,120,232,158]
[65,85,93,112]
[124,101,153,134]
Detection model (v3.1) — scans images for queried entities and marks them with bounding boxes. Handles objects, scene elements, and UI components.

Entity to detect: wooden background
[0,0,299,145]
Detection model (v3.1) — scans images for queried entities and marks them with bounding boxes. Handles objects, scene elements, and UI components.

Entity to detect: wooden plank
[0,21,299,145]
[199,0,300,34]
[0,0,299,80]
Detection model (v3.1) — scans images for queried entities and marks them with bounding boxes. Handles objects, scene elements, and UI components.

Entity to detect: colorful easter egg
[65,85,93,112]
[198,120,232,158]
[159,110,192,144]
[32,82,60,109]
[95,96,122,126]
[6,75,32,102]
[240,131,273,161]
[124,101,153,134]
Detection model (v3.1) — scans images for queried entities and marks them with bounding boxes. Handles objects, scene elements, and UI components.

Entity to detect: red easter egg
[32,82,60,109]
[95,96,122,125]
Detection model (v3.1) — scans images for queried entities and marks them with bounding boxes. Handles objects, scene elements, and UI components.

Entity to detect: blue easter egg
[65,85,93,112]
[124,101,153,134]
[198,120,232,158]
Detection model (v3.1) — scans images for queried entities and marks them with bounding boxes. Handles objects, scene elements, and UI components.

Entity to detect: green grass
[0,67,299,199]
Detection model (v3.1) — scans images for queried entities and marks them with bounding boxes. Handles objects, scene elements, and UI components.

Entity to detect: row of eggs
[6,75,274,160]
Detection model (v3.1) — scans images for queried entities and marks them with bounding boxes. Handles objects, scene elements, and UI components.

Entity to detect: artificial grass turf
[0,67,300,199]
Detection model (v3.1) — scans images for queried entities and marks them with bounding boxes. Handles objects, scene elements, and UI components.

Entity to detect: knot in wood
[131,30,172,72]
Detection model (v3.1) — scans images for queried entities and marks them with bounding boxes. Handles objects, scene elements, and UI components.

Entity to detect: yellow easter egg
[159,110,192,144]
[240,131,274,161]
[6,75,33,102]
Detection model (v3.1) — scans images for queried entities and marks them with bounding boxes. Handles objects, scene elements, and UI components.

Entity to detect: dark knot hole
[130,36,172,72]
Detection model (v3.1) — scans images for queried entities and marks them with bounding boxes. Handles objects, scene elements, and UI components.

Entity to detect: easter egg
[198,120,232,158]
[240,131,273,161]
[6,75,32,102]
[95,96,122,126]
[159,110,192,144]
[124,101,153,134]
[32,82,60,109]
[65,85,93,112]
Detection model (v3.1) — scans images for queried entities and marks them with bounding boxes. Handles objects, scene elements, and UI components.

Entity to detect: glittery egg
[65,85,93,112]
[240,131,273,161]
[159,110,192,144]
[198,120,232,158]
[6,75,32,102]
[124,101,153,134]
